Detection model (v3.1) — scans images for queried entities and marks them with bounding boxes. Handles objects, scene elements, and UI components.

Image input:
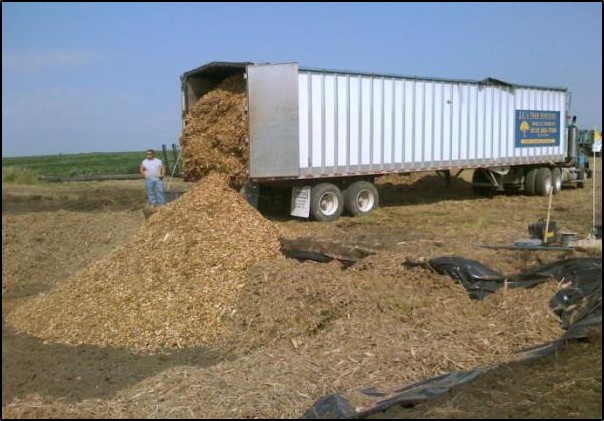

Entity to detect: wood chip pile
[6,173,282,353]
[2,252,564,419]
[180,75,248,189]
[126,257,560,418]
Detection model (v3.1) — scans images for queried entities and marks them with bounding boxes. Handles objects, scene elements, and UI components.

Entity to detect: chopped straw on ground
[3,252,563,418]
[6,173,282,353]
[2,210,142,294]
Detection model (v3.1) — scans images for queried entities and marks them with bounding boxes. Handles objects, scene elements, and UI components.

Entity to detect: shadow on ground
[2,323,224,404]
[378,174,476,207]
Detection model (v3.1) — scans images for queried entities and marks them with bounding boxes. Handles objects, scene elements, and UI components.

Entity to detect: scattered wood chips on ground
[4,251,563,418]
[2,210,142,295]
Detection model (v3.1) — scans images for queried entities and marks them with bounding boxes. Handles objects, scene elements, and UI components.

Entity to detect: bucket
[528,220,558,244]
[560,233,576,247]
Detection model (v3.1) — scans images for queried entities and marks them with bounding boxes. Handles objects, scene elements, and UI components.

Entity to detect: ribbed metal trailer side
[296,69,567,179]
[181,62,568,180]
[182,62,584,221]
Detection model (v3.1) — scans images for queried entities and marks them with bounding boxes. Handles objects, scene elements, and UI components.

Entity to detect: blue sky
[2,2,602,157]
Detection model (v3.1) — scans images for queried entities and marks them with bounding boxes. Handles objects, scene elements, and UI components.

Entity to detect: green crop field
[2,151,149,180]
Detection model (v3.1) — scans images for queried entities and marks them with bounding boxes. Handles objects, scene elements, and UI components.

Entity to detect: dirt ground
[2,167,601,418]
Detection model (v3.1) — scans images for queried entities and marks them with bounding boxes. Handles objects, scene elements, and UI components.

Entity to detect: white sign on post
[593,140,602,153]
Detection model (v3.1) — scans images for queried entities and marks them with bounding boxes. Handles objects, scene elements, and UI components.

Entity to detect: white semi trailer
[181,62,589,221]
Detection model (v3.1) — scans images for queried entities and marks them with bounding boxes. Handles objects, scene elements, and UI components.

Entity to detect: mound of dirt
[6,174,282,353]
[180,75,248,189]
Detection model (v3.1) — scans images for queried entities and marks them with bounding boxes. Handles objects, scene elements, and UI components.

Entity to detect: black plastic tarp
[422,256,601,300]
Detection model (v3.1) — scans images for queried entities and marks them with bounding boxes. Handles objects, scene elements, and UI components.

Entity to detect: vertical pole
[161,144,171,176]
[167,147,182,193]
[593,149,597,235]
[172,143,179,175]
[543,184,554,244]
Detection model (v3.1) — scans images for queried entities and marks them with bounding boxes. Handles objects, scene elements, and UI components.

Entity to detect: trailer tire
[551,167,562,194]
[472,169,492,196]
[311,183,344,222]
[344,181,379,216]
[268,186,290,214]
[535,167,552,196]
[525,168,538,195]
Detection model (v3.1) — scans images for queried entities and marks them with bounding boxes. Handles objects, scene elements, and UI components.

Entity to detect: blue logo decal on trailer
[515,110,560,147]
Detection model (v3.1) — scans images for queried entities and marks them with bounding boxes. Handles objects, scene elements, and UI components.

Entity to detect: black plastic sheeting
[302,257,601,419]
[282,249,358,269]
[422,256,601,300]
[420,257,506,300]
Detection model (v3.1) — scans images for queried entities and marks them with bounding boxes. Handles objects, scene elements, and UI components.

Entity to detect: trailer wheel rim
[544,177,552,195]
[355,189,375,212]
[319,192,339,216]
[554,175,562,192]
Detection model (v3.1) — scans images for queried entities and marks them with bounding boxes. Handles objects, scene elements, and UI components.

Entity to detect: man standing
[140,149,165,206]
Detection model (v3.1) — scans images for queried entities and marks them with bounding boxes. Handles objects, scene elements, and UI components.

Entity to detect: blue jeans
[146,178,165,205]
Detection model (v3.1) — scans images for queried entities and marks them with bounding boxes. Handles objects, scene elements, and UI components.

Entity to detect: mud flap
[290,186,311,218]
